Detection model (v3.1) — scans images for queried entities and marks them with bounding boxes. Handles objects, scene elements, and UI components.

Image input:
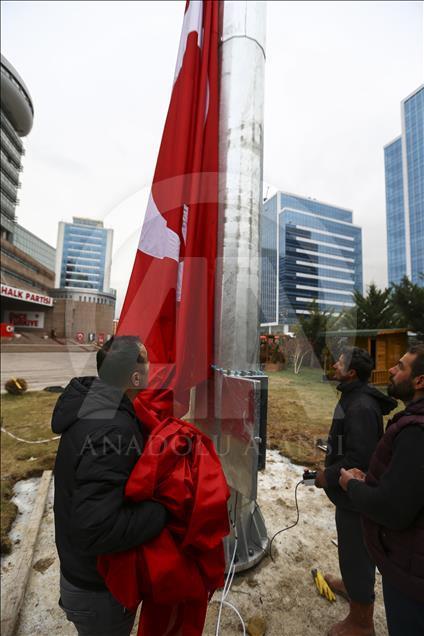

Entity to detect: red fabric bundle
[97,395,230,635]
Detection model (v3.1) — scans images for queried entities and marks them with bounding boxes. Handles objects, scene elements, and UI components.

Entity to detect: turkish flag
[118,0,219,417]
[100,7,227,634]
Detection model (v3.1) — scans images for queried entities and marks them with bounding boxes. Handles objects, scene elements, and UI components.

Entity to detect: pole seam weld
[220,35,266,60]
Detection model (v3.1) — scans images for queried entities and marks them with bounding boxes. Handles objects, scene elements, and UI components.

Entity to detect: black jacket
[52,376,167,590]
[324,380,397,511]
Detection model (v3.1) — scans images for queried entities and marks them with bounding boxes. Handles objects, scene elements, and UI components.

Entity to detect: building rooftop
[72,217,104,228]
[0,54,34,136]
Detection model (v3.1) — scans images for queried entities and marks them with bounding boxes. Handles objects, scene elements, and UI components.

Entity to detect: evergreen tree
[340,283,394,329]
[390,276,424,335]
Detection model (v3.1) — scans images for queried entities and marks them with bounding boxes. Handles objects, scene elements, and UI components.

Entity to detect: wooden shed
[324,328,409,385]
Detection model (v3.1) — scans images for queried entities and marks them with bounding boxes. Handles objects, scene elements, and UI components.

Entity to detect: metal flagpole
[216,0,268,571]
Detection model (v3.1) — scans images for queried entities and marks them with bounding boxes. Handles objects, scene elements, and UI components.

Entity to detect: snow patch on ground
[1,477,41,576]
[2,452,389,636]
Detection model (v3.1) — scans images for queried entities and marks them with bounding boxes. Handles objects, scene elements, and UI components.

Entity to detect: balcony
[0,130,21,167]
[0,116,23,153]
[0,173,18,202]
[0,193,16,217]
[0,150,20,185]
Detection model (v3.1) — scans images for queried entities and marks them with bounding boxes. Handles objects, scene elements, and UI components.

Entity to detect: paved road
[1,352,97,392]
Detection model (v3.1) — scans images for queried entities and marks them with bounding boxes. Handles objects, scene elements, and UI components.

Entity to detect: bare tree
[286,335,311,375]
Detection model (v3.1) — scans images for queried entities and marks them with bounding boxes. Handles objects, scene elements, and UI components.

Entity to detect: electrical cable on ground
[268,479,302,561]
[213,517,246,636]
[214,478,304,632]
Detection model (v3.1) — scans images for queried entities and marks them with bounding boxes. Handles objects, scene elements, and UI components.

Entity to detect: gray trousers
[59,573,137,636]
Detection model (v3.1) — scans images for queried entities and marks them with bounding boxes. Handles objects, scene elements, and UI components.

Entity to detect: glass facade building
[260,191,363,325]
[385,85,424,286]
[384,137,406,284]
[55,217,113,292]
[13,223,55,271]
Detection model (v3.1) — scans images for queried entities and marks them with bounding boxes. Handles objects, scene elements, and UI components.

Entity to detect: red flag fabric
[118,0,219,418]
[97,407,230,636]
[98,3,229,634]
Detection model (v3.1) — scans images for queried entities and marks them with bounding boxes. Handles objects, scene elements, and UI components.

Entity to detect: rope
[1,426,60,444]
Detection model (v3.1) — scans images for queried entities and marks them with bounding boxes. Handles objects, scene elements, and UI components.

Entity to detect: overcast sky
[2,1,423,315]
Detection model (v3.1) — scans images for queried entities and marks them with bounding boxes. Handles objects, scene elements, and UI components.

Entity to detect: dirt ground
[1,450,389,636]
[1,367,335,552]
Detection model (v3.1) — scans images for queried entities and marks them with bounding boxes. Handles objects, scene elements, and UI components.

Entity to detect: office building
[385,85,424,286]
[55,217,113,292]
[0,54,33,239]
[0,55,58,334]
[13,223,55,271]
[52,217,115,340]
[261,191,363,327]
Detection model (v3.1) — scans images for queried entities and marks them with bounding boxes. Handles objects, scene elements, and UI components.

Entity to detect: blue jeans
[59,573,137,636]
[382,577,424,636]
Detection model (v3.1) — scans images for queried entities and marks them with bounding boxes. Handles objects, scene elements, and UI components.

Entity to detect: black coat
[324,380,397,511]
[52,376,167,590]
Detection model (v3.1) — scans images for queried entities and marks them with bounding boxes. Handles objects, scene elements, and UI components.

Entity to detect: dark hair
[409,343,424,378]
[341,346,373,382]
[96,335,146,387]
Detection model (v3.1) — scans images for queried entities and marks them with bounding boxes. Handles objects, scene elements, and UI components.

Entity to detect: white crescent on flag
[138,0,204,263]
[119,0,219,417]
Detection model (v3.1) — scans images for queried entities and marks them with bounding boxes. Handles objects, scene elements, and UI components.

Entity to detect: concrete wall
[52,298,115,340]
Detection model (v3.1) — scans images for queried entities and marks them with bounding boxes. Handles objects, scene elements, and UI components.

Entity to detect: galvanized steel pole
[216,0,266,370]
[217,0,268,571]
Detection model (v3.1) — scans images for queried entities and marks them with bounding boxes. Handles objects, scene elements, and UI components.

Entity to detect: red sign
[4,311,45,328]
[1,284,54,307]
[0,323,14,338]
[76,332,84,343]
[98,333,105,345]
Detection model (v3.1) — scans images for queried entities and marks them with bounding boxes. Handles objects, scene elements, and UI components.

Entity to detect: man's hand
[339,467,366,491]
[315,470,328,489]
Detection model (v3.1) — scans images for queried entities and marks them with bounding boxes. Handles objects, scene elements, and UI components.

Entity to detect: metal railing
[0,130,22,167]
[0,114,23,153]
[371,369,389,385]
[0,152,20,185]
[0,192,16,217]
[0,172,18,202]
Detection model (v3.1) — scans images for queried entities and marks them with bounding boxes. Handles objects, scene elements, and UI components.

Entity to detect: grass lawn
[1,391,60,554]
[266,367,339,467]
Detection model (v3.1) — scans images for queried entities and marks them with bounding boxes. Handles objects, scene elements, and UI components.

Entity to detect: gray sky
[2,1,423,315]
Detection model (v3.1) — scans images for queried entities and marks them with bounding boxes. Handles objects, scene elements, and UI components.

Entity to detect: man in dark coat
[315,346,396,636]
[340,344,424,636]
[52,335,167,636]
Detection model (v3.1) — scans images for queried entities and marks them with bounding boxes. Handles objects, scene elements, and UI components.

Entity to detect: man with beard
[340,344,424,636]
[315,347,397,636]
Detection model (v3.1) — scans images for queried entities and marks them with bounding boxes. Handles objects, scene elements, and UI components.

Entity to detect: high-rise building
[385,85,424,286]
[0,54,33,240]
[55,217,113,293]
[52,217,116,341]
[260,191,363,327]
[1,55,58,336]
